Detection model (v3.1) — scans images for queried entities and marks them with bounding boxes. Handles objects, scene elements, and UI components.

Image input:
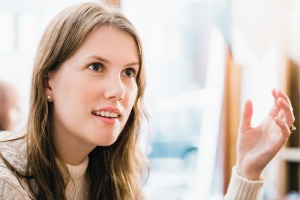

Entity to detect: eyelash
[88,63,138,78]
[88,63,103,72]
[123,68,137,78]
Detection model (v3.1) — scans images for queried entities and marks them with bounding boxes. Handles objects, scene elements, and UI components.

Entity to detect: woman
[0,2,295,200]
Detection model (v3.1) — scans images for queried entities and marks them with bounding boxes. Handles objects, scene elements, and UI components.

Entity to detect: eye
[123,68,136,78]
[88,63,103,72]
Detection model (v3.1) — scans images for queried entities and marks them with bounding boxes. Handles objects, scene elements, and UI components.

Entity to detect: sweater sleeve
[0,161,32,200]
[0,179,31,200]
[224,166,264,200]
[0,133,32,200]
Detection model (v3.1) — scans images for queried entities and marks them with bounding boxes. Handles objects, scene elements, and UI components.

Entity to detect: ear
[44,72,54,102]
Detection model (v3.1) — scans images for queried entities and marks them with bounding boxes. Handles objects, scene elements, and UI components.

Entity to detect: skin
[0,83,21,131]
[4,100,20,130]
[237,89,295,180]
[45,26,140,165]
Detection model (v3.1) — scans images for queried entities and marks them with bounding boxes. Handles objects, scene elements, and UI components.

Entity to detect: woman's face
[46,26,139,151]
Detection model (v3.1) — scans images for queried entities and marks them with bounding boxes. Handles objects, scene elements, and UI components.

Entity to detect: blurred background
[1,0,300,199]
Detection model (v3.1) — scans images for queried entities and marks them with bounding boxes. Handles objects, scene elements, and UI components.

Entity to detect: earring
[47,96,51,101]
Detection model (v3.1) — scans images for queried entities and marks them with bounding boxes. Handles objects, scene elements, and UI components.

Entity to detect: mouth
[92,110,119,118]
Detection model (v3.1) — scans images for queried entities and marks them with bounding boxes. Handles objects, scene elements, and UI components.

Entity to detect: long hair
[14,2,148,199]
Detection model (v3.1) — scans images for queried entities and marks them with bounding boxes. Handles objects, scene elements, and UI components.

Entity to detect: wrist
[236,164,262,181]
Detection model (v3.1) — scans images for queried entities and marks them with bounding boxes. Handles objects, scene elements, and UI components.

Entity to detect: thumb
[239,100,253,131]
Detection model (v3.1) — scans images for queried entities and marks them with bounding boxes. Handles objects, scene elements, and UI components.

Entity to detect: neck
[56,144,92,165]
[54,131,95,165]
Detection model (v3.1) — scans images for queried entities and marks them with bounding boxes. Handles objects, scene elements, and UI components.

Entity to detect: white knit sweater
[224,166,264,200]
[0,131,88,200]
[0,131,264,200]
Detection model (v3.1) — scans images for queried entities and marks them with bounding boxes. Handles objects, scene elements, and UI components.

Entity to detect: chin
[96,135,119,147]
[101,140,117,147]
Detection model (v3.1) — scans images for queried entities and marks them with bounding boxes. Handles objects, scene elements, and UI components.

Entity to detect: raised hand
[236,89,295,180]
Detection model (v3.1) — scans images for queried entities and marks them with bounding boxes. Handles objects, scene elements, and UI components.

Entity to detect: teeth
[93,111,119,118]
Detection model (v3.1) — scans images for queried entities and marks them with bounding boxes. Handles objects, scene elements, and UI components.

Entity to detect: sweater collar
[65,157,89,180]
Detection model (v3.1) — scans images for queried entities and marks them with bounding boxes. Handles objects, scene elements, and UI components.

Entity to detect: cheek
[52,81,92,121]
[127,85,138,107]
[54,77,93,103]
[55,85,92,114]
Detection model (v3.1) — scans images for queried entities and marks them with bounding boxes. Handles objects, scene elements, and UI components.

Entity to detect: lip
[93,115,118,124]
[93,106,122,115]
[92,106,122,125]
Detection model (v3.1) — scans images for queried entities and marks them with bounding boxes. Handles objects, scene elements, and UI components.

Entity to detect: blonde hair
[16,2,148,199]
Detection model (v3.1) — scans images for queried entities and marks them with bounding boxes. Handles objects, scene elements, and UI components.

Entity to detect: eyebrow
[88,55,139,68]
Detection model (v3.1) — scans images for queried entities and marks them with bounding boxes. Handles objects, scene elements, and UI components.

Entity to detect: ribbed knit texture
[224,166,264,200]
[65,157,88,200]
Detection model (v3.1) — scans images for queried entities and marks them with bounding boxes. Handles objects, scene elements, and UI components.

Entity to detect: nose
[104,75,125,101]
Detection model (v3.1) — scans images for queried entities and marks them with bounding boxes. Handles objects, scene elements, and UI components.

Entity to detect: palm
[236,90,293,180]
[238,116,284,171]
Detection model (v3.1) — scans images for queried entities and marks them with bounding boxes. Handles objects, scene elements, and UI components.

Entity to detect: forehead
[77,25,139,61]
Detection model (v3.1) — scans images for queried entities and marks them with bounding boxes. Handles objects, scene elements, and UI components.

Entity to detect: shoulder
[0,131,27,174]
[0,130,26,142]
[0,131,31,199]
[0,131,27,156]
[0,169,31,199]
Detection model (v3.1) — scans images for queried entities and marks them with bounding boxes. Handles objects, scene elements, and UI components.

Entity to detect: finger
[270,89,280,116]
[277,98,295,125]
[239,100,253,131]
[275,117,291,138]
[277,111,285,122]
[272,89,278,105]
[277,90,292,107]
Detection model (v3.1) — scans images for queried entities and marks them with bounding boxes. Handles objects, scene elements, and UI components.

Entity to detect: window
[0,0,227,198]
[122,0,226,199]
